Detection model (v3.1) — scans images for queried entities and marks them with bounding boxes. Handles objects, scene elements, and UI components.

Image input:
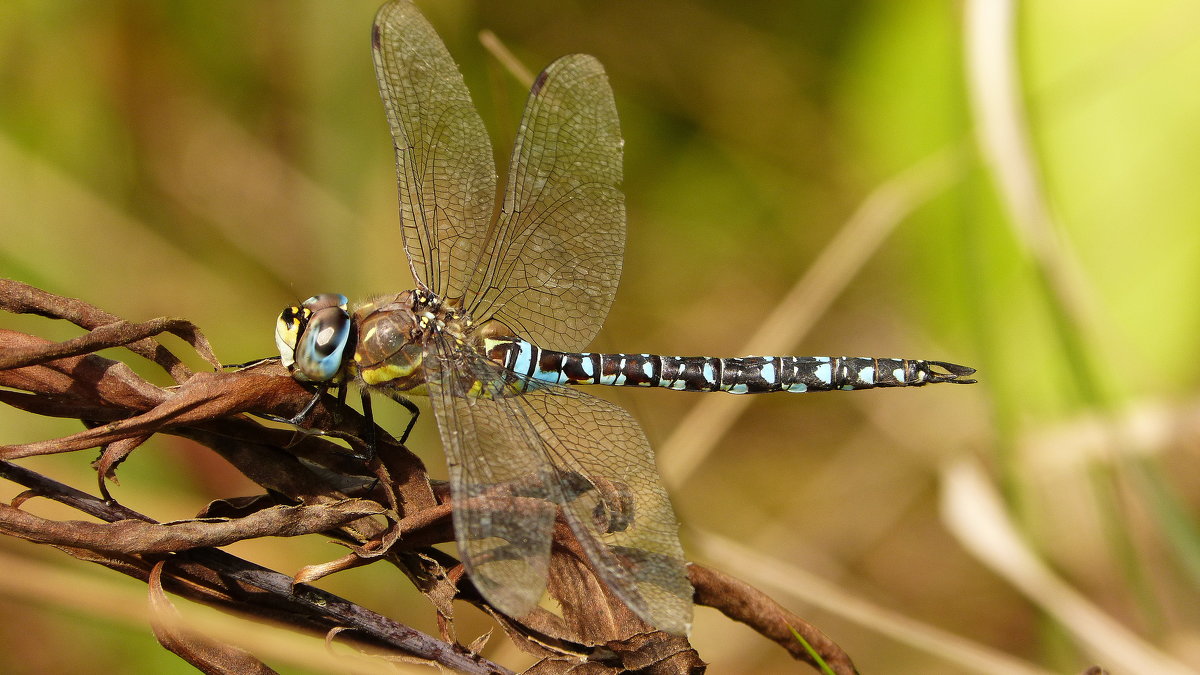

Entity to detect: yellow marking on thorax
[360,361,418,386]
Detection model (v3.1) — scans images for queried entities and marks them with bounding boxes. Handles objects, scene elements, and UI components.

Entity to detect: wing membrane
[467,55,625,352]
[372,0,497,299]
[423,338,555,616]
[529,383,693,634]
[423,337,691,634]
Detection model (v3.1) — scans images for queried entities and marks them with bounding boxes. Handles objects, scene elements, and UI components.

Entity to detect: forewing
[423,338,691,634]
[372,0,498,298]
[467,55,625,352]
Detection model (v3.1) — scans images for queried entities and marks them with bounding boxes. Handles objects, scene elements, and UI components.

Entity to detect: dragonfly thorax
[355,289,472,387]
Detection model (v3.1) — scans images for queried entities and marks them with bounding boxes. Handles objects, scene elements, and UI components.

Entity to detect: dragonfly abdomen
[486,338,976,393]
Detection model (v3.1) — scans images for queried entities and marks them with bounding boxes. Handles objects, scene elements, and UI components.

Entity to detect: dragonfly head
[275,293,353,383]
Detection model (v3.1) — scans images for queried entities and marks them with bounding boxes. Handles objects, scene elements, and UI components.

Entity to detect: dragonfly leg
[221,355,279,370]
[350,386,417,458]
[289,386,327,426]
[364,388,421,446]
[243,385,330,450]
[358,390,378,461]
[392,394,421,445]
[352,390,417,460]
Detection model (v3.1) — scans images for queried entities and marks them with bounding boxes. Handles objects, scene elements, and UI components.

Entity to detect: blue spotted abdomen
[485,338,976,393]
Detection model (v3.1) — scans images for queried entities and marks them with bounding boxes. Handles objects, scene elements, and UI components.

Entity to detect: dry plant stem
[0,499,385,553]
[0,460,512,675]
[690,565,858,675]
[0,278,217,381]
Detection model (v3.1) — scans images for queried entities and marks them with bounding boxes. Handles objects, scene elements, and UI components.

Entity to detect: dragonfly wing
[423,336,557,619]
[521,383,693,635]
[372,0,498,299]
[468,54,625,352]
[424,337,692,634]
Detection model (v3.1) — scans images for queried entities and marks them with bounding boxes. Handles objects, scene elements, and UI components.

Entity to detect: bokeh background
[2,1,1199,672]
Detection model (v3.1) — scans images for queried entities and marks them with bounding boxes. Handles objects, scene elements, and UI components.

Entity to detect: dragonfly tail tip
[926,360,977,384]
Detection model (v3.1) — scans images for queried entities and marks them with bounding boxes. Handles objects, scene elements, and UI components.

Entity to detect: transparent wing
[466,54,625,352]
[423,338,556,617]
[423,337,691,634]
[372,0,497,299]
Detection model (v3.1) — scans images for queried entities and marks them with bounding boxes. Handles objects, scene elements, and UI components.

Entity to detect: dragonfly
[274,0,976,636]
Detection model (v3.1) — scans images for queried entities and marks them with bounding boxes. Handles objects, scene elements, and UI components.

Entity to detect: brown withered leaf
[93,433,151,500]
[293,549,377,586]
[0,279,216,383]
[149,561,279,675]
[603,632,703,674]
[545,522,650,645]
[2,369,321,460]
[521,632,703,675]
[0,460,513,674]
[524,660,615,675]
[0,330,168,418]
[488,607,579,661]
[485,521,706,673]
[421,551,460,624]
[198,495,288,519]
[466,629,494,657]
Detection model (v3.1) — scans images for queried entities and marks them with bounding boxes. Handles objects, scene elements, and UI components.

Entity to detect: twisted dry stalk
[0,278,857,674]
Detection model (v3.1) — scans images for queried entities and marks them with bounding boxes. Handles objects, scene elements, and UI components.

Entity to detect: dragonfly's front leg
[221,355,329,426]
[246,384,345,453]
[289,385,328,426]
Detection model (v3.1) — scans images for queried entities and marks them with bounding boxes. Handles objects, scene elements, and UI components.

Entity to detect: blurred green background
[2,0,1199,672]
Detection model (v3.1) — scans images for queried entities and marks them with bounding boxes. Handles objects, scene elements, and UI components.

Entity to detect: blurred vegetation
[2,0,1198,672]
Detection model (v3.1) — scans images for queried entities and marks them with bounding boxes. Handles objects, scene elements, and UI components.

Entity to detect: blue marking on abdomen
[761,359,777,384]
[511,341,534,378]
[814,357,832,385]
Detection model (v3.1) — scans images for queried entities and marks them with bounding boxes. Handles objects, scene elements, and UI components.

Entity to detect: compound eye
[302,293,349,312]
[292,305,352,382]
